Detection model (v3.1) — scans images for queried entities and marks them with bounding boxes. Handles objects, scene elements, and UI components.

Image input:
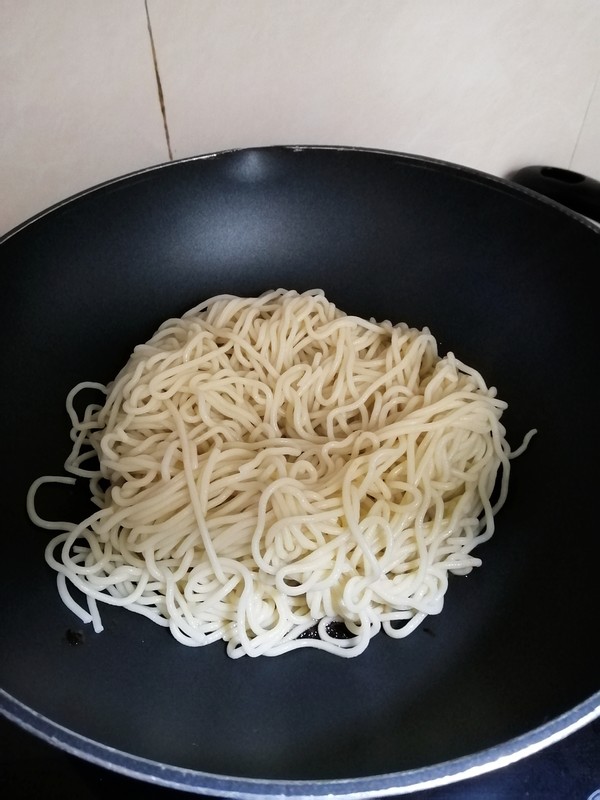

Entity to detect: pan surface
[1,146,598,797]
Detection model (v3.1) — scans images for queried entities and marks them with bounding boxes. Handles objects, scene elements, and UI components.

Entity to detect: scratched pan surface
[1,146,598,797]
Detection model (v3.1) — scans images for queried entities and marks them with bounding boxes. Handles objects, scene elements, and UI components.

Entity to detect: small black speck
[422,627,435,637]
[298,621,355,640]
[66,629,85,646]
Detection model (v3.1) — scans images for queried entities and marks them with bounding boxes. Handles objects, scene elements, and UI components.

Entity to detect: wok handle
[509,165,600,223]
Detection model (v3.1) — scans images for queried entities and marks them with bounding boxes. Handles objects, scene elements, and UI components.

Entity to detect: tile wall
[2,0,599,235]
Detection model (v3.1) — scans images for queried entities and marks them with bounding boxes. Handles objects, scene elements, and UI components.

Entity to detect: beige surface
[1,0,167,235]
[2,0,600,236]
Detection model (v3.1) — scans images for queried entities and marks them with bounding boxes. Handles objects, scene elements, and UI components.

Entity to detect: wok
[1,145,598,797]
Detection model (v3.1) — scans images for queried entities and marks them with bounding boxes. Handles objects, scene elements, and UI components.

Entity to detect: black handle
[509,165,600,223]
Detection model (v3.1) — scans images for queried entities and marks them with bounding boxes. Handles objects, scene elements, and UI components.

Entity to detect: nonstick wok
[1,146,598,797]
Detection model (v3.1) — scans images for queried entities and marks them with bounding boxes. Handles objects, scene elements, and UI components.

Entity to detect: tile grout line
[145,0,173,161]
[568,65,600,171]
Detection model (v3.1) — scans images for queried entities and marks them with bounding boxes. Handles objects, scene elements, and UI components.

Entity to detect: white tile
[570,71,600,179]
[0,0,168,236]
[148,0,600,179]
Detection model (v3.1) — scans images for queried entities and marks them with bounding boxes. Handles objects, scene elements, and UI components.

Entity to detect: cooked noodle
[27,289,535,657]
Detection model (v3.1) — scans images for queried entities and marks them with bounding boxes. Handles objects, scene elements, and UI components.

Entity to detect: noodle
[26,289,535,658]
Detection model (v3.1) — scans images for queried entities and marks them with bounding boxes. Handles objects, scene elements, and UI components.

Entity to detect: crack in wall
[569,66,600,171]
[145,1,173,161]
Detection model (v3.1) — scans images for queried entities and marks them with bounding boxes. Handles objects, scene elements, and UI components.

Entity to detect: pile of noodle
[27,289,534,658]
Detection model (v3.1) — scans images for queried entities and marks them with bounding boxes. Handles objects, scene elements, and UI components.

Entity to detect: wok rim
[2,690,599,797]
[1,144,599,245]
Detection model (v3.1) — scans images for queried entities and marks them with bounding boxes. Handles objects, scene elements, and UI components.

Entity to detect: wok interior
[1,147,598,783]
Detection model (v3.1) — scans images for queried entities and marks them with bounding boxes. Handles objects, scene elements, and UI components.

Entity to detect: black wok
[1,146,598,797]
